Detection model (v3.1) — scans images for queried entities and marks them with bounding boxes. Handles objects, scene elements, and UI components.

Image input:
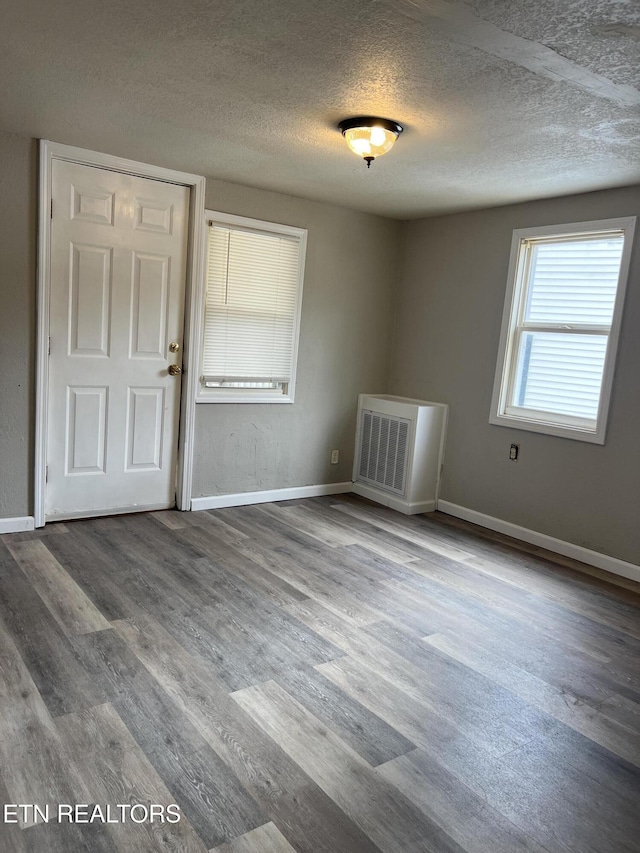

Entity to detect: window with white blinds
[491,217,636,443]
[199,211,306,402]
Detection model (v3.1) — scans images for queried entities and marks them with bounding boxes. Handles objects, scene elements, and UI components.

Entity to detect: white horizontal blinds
[511,231,625,424]
[524,235,624,325]
[203,224,300,383]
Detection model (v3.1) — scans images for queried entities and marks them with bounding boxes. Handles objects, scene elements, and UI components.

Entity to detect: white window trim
[490,216,636,444]
[197,210,307,404]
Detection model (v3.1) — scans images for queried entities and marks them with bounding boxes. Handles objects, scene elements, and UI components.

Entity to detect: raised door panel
[65,386,108,475]
[134,197,174,235]
[69,244,112,357]
[125,388,164,471]
[71,184,115,226]
[130,252,170,359]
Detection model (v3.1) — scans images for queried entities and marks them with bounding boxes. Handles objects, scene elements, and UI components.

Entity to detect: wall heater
[352,394,448,514]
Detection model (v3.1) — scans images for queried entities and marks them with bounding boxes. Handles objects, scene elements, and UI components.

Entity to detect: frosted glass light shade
[338,117,403,166]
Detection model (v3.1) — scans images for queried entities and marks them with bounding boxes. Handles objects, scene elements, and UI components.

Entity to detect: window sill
[489,411,605,444]
[196,393,294,404]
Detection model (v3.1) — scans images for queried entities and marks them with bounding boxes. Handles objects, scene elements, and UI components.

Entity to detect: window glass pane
[513,332,608,420]
[524,236,624,325]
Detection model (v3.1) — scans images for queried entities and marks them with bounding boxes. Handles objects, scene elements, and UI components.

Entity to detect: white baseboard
[351,483,436,515]
[437,500,640,584]
[0,516,35,534]
[191,482,353,512]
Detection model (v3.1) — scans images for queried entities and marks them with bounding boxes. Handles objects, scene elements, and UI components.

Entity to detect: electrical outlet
[330,449,340,464]
[509,443,519,461]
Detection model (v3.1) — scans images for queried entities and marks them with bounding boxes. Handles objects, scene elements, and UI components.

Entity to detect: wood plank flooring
[1,494,639,852]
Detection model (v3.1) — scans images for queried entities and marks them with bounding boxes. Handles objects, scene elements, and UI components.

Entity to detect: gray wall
[0,132,37,518]
[193,179,399,496]
[389,185,640,564]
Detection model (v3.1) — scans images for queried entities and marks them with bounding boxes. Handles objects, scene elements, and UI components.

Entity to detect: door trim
[35,140,206,527]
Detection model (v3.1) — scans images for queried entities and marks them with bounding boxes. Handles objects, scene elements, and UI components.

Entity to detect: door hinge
[50,199,53,219]
[45,465,48,483]
[48,336,51,356]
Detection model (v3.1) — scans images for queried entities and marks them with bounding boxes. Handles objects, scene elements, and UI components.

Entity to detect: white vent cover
[358,410,410,495]
[353,394,448,515]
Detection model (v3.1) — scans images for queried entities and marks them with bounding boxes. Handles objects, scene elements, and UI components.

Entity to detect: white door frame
[35,140,206,527]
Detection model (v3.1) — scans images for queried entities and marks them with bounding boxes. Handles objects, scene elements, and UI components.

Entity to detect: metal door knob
[169,341,180,353]
[168,364,182,376]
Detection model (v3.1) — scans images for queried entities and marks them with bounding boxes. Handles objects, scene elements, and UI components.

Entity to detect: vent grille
[357,410,410,495]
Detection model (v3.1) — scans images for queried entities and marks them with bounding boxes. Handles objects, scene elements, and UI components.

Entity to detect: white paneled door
[46,160,189,519]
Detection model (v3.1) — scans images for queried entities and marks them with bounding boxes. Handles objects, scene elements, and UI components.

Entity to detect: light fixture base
[338,117,404,136]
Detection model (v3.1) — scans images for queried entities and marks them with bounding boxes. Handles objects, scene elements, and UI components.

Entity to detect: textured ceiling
[1,0,639,218]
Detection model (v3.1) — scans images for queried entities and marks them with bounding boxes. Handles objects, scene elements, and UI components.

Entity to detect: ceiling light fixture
[338,116,404,168]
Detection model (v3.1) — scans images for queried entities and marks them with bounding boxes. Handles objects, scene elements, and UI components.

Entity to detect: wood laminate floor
[1,495,639,852]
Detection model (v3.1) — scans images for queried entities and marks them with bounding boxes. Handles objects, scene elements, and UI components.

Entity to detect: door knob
[168,364,182,376]
[169,341,180,353]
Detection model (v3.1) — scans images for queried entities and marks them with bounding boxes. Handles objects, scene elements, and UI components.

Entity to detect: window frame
[490,216,636,444]
[197,210,307,404]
